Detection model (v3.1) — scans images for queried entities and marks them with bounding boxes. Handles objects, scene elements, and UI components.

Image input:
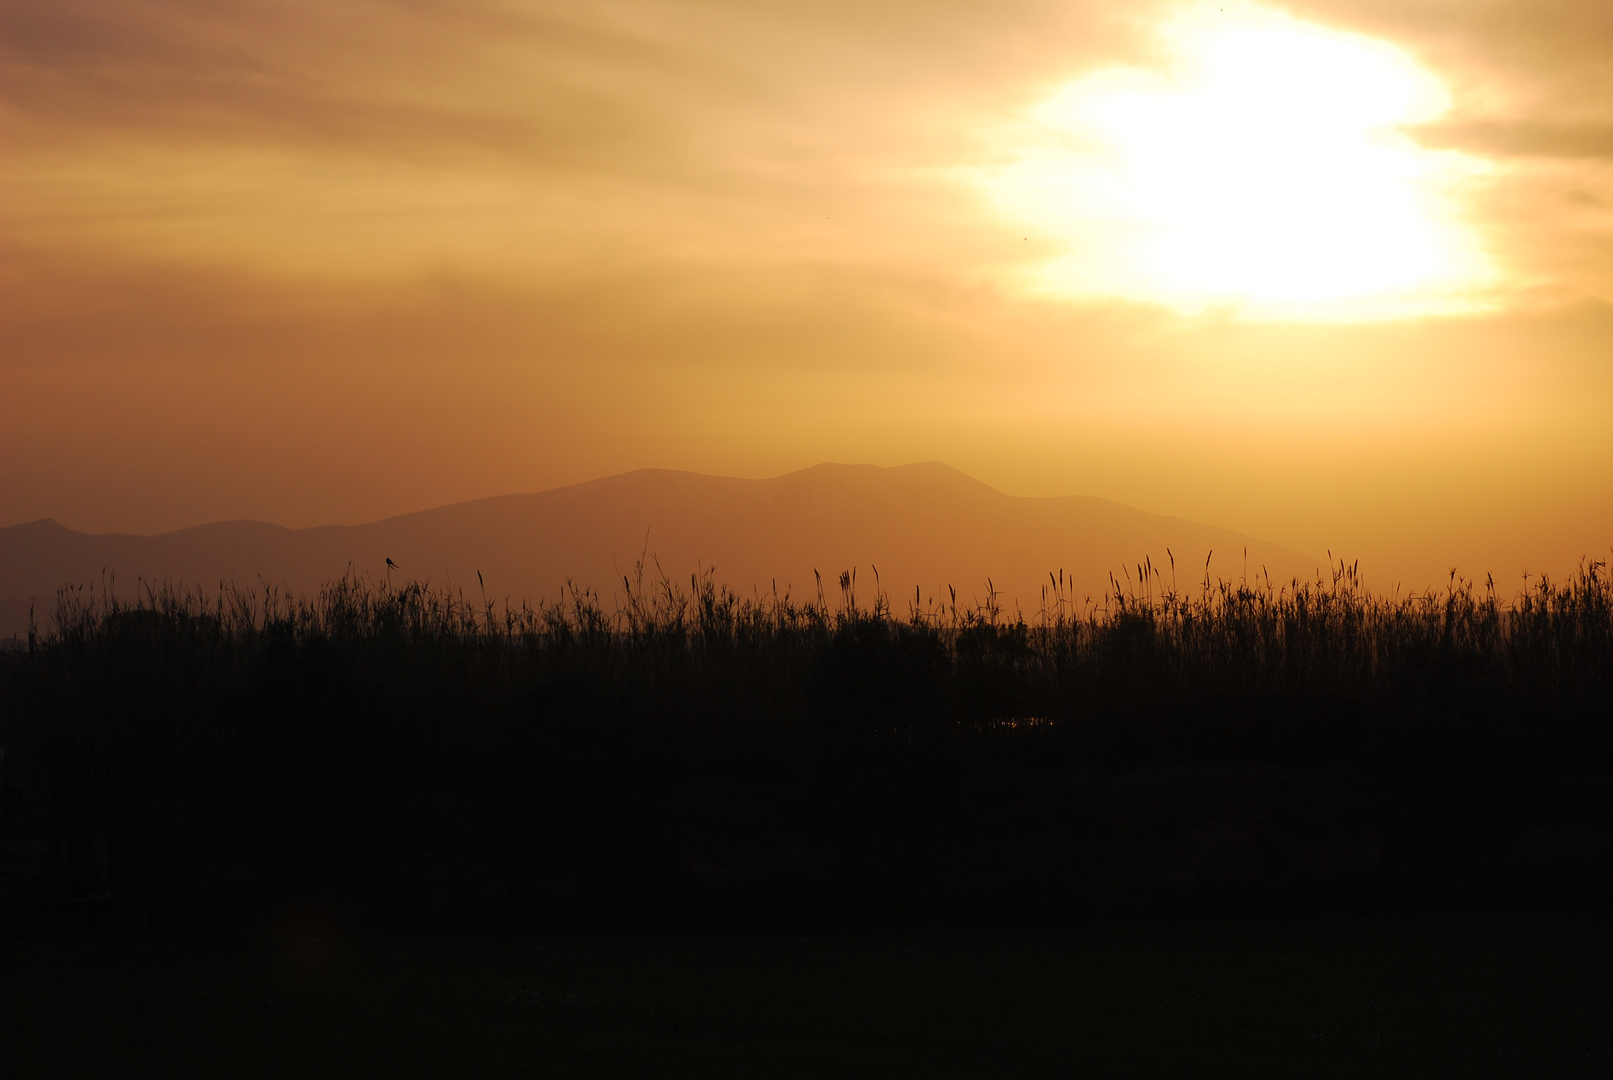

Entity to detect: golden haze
[3,0,1613,591]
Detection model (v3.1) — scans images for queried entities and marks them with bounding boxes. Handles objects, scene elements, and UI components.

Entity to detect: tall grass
[2,558,1612,929]
[29,555,1613,709]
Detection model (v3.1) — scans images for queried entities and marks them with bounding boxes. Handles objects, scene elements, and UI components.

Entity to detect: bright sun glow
[986,3,1494,320]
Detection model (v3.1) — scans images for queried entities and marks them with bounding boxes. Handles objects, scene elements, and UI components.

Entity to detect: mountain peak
[0,463,1316,636]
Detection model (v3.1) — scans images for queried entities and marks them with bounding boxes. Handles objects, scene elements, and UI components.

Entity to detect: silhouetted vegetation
[3,558,1612,934]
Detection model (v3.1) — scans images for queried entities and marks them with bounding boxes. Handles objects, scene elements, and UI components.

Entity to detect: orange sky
[3,0,1612,590]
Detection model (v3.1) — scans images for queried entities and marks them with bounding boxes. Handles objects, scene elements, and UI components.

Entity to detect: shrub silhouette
[2,558,1612,931]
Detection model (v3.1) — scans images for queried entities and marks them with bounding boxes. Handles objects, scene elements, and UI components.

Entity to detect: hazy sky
[3,0,1611,588]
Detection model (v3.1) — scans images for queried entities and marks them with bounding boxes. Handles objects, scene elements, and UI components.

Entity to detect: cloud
[0,1,1133,162]
[0,1,730,172]
[1416,121,1613,161]
[2,0,1607,309]
[0,0,1149,303]
[1289,0,1613,123]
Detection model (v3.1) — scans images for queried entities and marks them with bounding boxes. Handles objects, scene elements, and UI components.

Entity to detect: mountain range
[0,462,1318,639]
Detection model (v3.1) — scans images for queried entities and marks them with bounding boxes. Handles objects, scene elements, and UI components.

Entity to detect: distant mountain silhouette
[0,463,1318,637]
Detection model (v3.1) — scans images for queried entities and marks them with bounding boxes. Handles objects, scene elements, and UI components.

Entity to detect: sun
[985,3,1493,321]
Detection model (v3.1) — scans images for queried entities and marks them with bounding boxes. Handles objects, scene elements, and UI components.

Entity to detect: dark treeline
[2,559,1612,934]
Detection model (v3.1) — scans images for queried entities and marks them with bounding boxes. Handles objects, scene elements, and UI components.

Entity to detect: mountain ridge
[0,462,1317,637]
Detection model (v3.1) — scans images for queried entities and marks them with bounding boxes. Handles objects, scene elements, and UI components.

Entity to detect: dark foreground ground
[6,579,1613,1073]
[4,912,1611,1078]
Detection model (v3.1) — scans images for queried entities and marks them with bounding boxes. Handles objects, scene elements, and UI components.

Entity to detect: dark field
[5,914,1613,1077]
[3,562,1613,1071]
[6,562,1613,927]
